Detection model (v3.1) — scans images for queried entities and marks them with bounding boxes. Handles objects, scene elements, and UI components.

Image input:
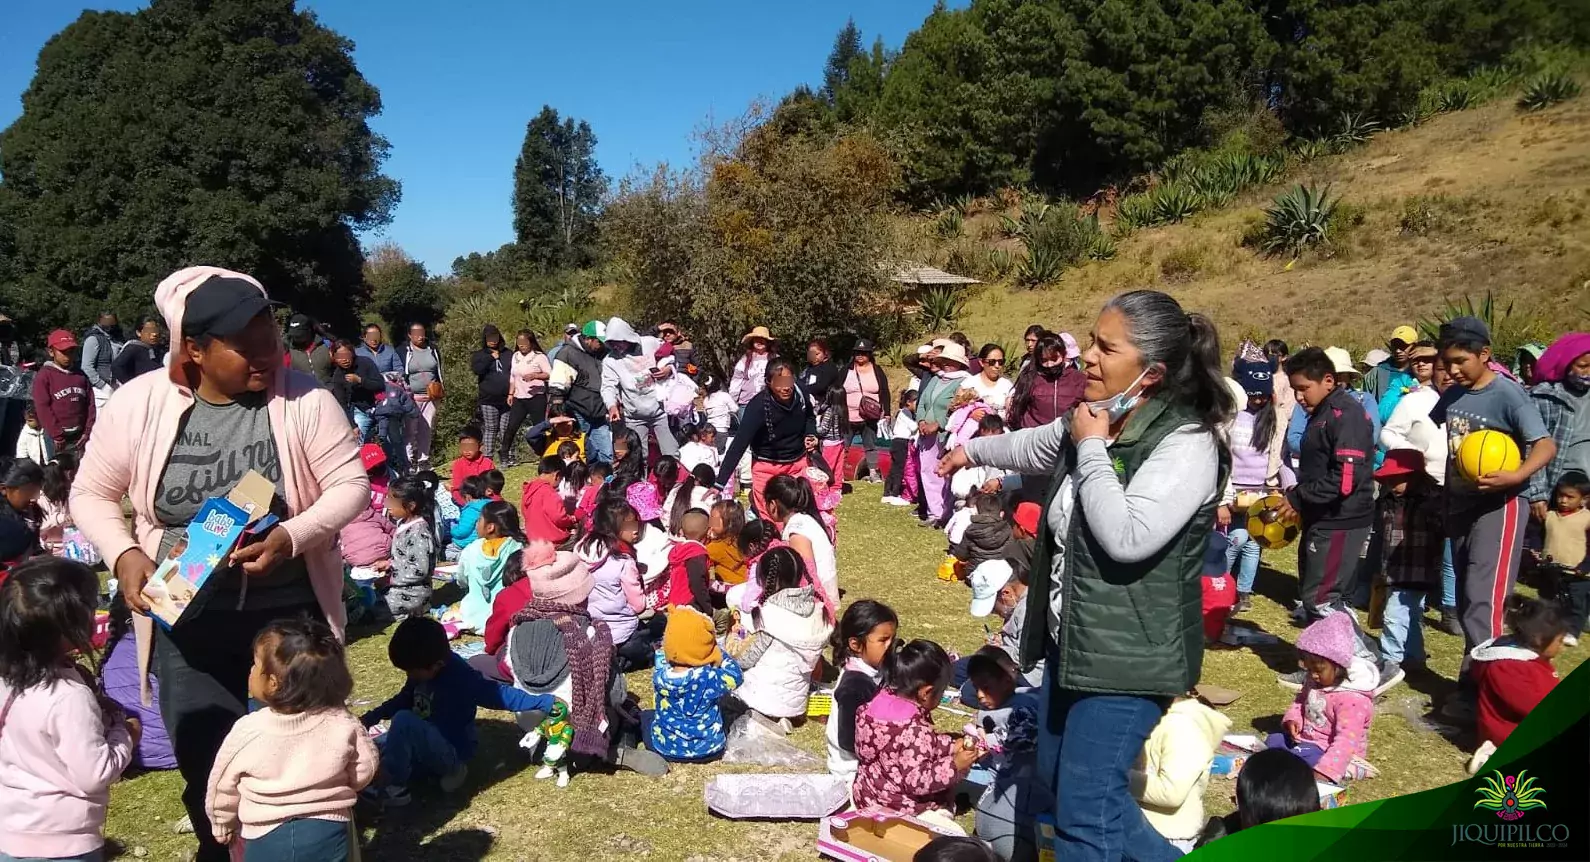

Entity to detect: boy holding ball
[1432,316,1555,721]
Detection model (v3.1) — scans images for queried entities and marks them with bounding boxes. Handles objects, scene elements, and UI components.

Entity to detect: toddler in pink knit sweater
[205,617,377,859]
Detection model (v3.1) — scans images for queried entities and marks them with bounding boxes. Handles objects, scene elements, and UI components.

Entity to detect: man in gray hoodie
[600,316,679,458]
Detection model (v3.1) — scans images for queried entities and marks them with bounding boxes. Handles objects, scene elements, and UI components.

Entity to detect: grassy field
[102,462,1587,860]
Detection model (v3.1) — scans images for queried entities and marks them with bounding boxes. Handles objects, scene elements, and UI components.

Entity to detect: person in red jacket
[1470,594,1567,759]
[31,330,96,454]
[665,509,712,615]
[449,424,495,506]
[521,456,575,545]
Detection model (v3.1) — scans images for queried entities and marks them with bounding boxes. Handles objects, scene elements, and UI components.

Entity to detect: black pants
[156,602,321,862]
[501,394,547,462]
[1297,523,1371,621]
[617,615,666,673]
[884,437,910,498]
[854,421,880,478]
[1546,567,1590,635]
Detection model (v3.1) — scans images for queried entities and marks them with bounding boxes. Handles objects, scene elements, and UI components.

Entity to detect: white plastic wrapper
[704,773,850,820]
[721,715,824,768]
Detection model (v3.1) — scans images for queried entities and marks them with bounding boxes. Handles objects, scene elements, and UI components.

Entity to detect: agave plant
[1085,215,1118,261]
[1468,64,1519,97]
[986,247,1016,277]
[1437,81,1476,113]
[1332,111,1382,152]
[1518,72,1582,111]
[919,285,968,330]
[1291,138,1333,163]
[1019,196,1052,225]
[934,207,964,239]
[1114,194,1154,233]
[1261,183,1340,257]
[954,192,980,217]
[998,213,1026,240]
[1148,181,1202,224]
[1015,244,1066,288]
[1190,169,1237,209]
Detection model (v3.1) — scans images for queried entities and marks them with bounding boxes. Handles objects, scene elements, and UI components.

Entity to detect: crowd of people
[0,263,1583,862]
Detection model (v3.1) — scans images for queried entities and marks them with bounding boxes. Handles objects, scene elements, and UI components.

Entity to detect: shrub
[919,285,967,330]
[1331,112,1381,153]
[1436,81,1476,113]
[1114,194,1154,233]
[1259,184,1339,257]
[986,247,1016,277]
[954,192,980,216]
[1147,181,1201,224]
[935,207,964,238]
[1291,138,1333,163]
[1159,245,1207,283]
[1518,73,1582,111]
[1015,244,1066,288]
[998,213,1025,240]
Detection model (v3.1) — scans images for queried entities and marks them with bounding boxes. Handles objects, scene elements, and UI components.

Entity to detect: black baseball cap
[182,276,277,339]
[1439,315,1491,346]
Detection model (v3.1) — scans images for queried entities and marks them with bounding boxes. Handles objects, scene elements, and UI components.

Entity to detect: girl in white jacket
[726,547,834,729]
[1129,695,1233,852]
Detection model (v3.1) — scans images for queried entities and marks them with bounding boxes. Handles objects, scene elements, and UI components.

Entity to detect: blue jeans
[1379,588,1427,664]
[1225,526,1262,594]
[582,417,613,464]
[351,407,374,443]
[244,818,349,862]
[0,852,102,862]
[377,709,459,785]
[1048,689,1178,862]
[1441,539,1456,608]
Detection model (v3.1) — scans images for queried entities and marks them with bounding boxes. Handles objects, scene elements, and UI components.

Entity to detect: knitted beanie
[1296,611,1356,670]
[526,546,594,605]
[663,606,722,667]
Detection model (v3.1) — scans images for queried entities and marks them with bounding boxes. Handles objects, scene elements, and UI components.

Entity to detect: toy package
[140,471,279,629]
[818,810,961,861]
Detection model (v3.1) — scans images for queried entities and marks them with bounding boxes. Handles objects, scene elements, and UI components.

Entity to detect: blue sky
[2,1,943,273]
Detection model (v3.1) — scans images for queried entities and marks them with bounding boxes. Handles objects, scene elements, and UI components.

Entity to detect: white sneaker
[439,763,468,793]
[883,496,911,507]
[1565,634,1579,647]
[555,767,571,789]
[1467,740,1497,775]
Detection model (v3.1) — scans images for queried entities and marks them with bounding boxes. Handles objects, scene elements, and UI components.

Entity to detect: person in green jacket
[939,289,1234,862]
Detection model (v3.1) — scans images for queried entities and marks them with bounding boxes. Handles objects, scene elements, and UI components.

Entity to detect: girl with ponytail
[938,289,1233,859]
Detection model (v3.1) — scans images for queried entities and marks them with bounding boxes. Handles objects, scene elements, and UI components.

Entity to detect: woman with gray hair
[939,289,1234,862]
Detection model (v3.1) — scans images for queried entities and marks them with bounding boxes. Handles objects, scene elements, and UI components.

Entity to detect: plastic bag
[704,772,849,820]
[721,715,823,768]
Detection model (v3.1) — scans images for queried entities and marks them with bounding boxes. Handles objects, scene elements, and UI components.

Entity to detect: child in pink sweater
[1268,612,1379,783]
[205,617,377,859]
[0,558,137,862]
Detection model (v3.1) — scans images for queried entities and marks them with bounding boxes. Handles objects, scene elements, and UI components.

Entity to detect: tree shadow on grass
[359,718,528,861]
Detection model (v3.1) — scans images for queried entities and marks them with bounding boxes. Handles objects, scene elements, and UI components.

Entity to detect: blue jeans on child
[0,852,102,862]
[378,709,459,785]
[244,818,349,862]
[1225,526,1262,594]
[1441,539,1456,608]
[1379,588,1428,664]
[1265,732,1325,767]
[1046,688,1178,862]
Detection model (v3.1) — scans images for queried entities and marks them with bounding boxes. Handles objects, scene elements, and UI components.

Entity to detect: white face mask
[1085,367,1152,424]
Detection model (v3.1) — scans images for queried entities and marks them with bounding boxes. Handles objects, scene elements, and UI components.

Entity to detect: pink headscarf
[1536,333,1590,384]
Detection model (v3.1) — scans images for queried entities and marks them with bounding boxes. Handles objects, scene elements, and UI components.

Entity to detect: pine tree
[511,106,606,270]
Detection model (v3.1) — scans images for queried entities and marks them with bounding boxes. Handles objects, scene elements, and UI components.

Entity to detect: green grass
[104,475,1587,859]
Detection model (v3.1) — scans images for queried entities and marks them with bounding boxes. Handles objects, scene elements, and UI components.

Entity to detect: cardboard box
[141,471,279,629]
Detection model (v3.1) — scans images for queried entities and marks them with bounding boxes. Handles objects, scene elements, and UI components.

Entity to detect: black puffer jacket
[954,514,1013,569]
[472,344,511,408]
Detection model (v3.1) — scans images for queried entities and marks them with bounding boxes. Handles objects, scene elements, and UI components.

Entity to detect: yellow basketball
[1456,430,1521,483]
[1245,493,1300,550]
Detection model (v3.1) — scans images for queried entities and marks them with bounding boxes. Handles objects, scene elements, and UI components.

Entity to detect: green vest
[1019,397,1230,697]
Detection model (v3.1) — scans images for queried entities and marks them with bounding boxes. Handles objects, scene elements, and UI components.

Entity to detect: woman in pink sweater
[69,266,368,862]
[206,617,376,860]
[0,558,137,862]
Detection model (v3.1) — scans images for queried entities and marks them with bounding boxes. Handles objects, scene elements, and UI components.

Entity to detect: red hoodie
[449,454,495,505]
[1470,637,1560,748]
[665,539,711,614]
[31,363,96,447]
[521,479,574,545]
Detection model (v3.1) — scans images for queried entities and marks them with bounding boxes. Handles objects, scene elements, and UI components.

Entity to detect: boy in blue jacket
[362,617,552,807]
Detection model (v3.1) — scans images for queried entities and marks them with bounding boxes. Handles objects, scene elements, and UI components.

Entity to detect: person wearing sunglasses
[962,344,1015,414]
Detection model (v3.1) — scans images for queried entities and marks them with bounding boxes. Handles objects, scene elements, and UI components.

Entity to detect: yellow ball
[1456,430,1521,483]
[1246,494,1300,550]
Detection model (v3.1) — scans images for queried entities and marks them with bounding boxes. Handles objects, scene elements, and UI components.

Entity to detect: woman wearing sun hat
[916,341,972,526]
[729,326,774,407]
[70,266,368,862]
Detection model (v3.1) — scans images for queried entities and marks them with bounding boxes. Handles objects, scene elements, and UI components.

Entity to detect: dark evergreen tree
[511,106,606,270]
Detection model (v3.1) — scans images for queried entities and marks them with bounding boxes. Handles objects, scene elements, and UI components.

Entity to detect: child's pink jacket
[1282,656,1377,782]
[69,267,370,703]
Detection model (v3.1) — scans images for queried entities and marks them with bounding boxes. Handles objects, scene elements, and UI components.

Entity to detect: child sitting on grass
[1467,594,1567,772]
[724,546,834,733]
[449,425,494,506]
[37,453,77,557]
[576,462,610,529]
[852,638,979,833]
[951,493,1012,571]
[678,422,721,475]
[1130,691,1233,853]
[647,607,744,762]
[964,650,1043,860]
[582,500,652,671]
[361,617,553,808]
[483,468,506,502]
[0,558,135,862]
[826,599,898,783]
[448,474,491,556]
[706,499,748,588]
[206,617,376,859]
[383,475,438,618]
[665,508,713,615]
[1271,612,1378,783]
[522,455,576,547]
[455,501,527,634]
[1197,748,1321,847]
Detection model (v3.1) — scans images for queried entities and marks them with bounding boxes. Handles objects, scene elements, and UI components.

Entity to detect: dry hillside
[942,97,1590,356]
